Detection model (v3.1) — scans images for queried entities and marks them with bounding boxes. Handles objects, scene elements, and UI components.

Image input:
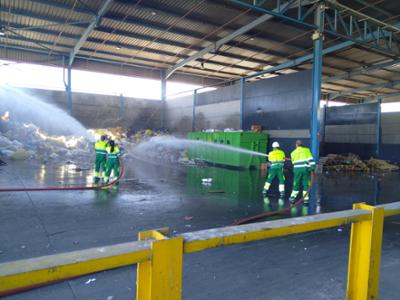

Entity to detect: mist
[0,85,91,139]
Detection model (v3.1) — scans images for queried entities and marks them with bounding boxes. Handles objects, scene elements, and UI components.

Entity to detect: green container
[187,131,268,169]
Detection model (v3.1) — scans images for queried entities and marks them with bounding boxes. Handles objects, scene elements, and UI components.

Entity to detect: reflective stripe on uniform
[293,164,308,168]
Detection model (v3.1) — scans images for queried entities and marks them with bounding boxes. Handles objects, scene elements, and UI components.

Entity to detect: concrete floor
[0,159,399,299]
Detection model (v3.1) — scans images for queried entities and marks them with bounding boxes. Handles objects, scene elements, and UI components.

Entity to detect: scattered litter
[85,278,96,284]
[106,296,114,300]
[185,224,192,228]
[304,247,307,251]
[73,241,79,245]
[184,216,193,221]
[201,178,212,183]
[20,245,26,249]
[337,228,343,232]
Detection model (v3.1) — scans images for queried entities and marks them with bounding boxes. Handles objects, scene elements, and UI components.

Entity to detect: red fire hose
[0,160,124,192]
[232,171,315,225]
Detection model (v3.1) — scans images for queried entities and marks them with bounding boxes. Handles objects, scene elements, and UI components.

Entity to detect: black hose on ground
[232,171,315,225]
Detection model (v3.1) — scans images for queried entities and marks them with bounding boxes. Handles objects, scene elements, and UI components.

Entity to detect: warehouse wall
[18,87,162,129]
[166,70,313,155]
[322,102,400,162]
[243,70,313,154]
[165,84,240,134]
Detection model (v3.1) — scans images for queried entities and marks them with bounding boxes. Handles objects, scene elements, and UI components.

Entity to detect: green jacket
[268,148,285,169]
[291,146,315,171]
[95,140,108,155]
[106,146,120,161]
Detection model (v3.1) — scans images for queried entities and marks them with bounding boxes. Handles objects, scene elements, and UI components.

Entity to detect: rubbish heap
[321,153,399,172]
[0,118,92,163]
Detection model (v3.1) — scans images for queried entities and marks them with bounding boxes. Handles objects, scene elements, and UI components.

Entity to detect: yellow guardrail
[1,202,400,299]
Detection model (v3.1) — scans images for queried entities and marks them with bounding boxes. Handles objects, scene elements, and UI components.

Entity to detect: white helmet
[272,141,280,148]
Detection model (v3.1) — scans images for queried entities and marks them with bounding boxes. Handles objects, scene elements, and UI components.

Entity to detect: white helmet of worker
[272,141,280,148]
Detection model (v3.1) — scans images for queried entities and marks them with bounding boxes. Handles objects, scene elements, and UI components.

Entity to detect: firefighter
[94,135,108,184]
[104,140,121,187]
[289,140,316,205]
[263,141,286,198]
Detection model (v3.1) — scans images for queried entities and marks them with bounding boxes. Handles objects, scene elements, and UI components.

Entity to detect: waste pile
[365,158,399,172]
[0,108,188,167]
[0,117,92,164]
[321,153,399,172]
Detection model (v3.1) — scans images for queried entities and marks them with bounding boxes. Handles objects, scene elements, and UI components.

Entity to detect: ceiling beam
[329,80,400,100]
[0,44,229,82]
[69,0,114,66]
[323,58,400,83]
[165,0,297,79]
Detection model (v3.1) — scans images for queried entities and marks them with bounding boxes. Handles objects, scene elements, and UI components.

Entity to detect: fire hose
[232,171,315,225]
[0,160,124,192]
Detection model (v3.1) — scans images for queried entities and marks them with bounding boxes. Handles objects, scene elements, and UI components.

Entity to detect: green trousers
[264,168,285,193]
[290,168,311,200]
[266,168,285,185]
[104,159,120,182]
[94,154,107,178]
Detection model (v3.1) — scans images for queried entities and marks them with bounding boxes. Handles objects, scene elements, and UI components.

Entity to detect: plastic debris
[337,228,343,232]
[0,118,91,163]
[85,278,96,284]
[184,216,193,221]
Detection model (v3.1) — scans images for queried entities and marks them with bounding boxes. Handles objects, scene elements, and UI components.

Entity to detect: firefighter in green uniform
[263,141,286,198]
[290,140,316,205]
[104,140,121,187]
[94,135,108,184]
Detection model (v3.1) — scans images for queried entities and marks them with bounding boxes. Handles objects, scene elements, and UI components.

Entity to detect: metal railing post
[137,230,183,300]
[346,203,384,300]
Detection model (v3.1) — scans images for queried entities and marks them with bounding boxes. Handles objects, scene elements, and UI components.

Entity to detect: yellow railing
[1,202,400,299]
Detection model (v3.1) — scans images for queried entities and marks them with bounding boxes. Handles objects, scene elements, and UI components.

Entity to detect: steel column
[310,3,324,160]
[119,94,124,119]
[160,70,167,128]
[239,77,245,130]
[376,98,382,157]
[192,90,197,131]
[66,64,72,115]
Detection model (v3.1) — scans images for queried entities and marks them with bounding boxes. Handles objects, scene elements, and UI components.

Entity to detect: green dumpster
[187,131,268,169]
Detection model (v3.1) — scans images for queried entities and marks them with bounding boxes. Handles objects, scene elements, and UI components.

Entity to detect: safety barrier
[1,202,400,299]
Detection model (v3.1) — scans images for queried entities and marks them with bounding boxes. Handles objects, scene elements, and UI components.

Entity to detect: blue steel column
[192,89,197,131]
[119,94,124,119]
[376,98,382,157]
[239,77,245,129]
[66,64,72,115]
[160,70,167,128]
[310,3,325,160]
